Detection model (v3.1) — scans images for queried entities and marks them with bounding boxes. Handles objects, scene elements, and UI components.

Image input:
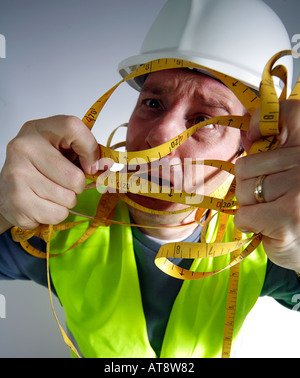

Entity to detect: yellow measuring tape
[11,49,300,358]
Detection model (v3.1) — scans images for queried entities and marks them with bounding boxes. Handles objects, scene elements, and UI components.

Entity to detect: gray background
[0,0,299,358]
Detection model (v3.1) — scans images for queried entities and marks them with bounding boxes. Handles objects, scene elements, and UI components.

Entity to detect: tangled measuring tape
[10,49,300,358]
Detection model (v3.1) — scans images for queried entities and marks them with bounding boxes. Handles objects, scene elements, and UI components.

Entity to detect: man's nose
[145,112,184,150]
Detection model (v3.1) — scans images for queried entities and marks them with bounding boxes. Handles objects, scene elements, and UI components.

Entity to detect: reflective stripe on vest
[49,190,267,358]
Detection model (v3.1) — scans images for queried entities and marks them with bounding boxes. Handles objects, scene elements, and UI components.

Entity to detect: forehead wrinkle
[141,69,195,96]
[141,76,184,96]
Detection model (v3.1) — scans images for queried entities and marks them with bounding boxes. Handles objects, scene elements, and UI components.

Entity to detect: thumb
[78,143,101,175]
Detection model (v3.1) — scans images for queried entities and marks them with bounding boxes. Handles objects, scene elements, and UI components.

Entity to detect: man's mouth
[127,162,175,191]
[132,171,174,190]
[149,173,174,188]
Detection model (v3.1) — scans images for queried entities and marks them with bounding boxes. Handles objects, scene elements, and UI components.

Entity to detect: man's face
[125,68,246,215]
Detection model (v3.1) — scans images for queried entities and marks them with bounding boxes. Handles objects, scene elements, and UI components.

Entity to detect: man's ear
[239,111,253,154]
[240,129,253,154]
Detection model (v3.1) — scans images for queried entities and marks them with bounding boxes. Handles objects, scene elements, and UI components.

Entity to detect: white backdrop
[0,0,299,358]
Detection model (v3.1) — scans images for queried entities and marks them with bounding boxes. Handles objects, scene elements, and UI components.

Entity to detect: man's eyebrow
[194,91,234,113]
[200,96,232,112]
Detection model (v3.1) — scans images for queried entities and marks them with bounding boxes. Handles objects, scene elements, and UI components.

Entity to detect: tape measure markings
[10,50,300,359]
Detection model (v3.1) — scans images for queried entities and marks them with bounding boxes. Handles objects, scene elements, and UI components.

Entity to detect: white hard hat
[118,0,293,93]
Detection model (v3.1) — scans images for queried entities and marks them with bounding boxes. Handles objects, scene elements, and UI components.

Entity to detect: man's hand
[235,100,300,272]
[0,115,100,231]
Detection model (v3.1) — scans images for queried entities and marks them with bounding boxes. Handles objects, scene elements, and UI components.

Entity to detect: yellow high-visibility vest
[49,190,267,358]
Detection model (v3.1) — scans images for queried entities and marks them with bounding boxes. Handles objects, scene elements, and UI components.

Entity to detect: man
[0,0,299,358]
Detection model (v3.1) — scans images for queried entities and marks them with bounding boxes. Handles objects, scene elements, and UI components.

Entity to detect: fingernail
[239,228,252,234]
[90,163,98,175]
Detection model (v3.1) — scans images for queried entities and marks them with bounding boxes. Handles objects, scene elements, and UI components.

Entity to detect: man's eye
[144,99,161,109]
[188,116,216,130]
[194,116,208,124]
[188,116,209,126]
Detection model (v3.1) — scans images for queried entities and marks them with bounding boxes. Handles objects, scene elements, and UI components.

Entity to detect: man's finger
[246,100,300,148]
[39,115,101,174]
